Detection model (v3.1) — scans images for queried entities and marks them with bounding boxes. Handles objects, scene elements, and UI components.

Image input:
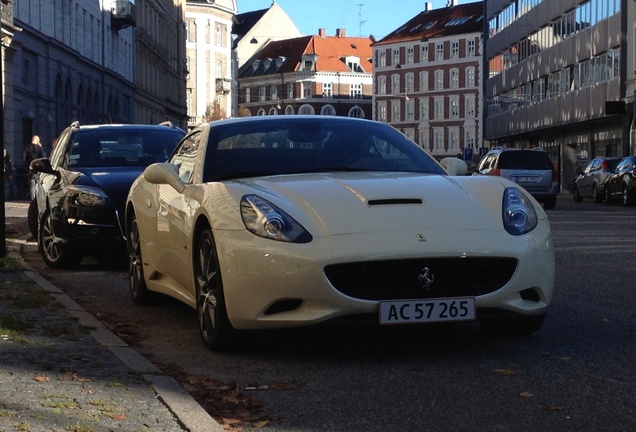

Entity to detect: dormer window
[275,56,286,69]
[251,60,260,71]
[343,56,364,73]
[263,58,272,70]
[300,54,318,71]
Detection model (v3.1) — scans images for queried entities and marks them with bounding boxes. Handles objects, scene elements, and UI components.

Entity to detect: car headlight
[502,187,538,235]
[68,185,109,207]
[240,194,312,243]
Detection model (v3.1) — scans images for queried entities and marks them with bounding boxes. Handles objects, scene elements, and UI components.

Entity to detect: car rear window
[498,151,553,170]
[606,159,620,171]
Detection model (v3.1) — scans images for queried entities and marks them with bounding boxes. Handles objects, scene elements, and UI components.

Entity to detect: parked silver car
[573,157,621,203]
[475,148,559,209]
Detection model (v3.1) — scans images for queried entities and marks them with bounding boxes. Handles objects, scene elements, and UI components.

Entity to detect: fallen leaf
[34,375,50,382]
[253,419,270,428]
[111,413,127,420]
[545,405,563,411]
[519,391,534,398]
[495,368,516,376]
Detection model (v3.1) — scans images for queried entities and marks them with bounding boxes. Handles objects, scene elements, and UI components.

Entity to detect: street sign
[463,147,474,162]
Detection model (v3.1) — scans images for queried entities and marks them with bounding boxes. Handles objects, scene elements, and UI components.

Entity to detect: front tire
[479,313,546,337]
[195,228,235,351]
[592,184,603,203]
[39,208,82,269]
[573,186,582,202]
[28,199,39,238]
[622,185,635,207]
[128,215,153,305]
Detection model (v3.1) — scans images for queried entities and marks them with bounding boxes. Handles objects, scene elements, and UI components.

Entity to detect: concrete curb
[8,233,225,432]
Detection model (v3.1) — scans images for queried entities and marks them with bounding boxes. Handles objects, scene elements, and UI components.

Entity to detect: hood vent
[368,198,423,206]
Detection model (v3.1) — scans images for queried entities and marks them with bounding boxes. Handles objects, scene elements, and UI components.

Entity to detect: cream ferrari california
[125,116,554,351]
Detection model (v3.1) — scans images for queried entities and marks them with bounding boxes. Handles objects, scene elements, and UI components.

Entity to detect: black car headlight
[240,194,312,243]
[68,185,109,207]
[502,187,538,235]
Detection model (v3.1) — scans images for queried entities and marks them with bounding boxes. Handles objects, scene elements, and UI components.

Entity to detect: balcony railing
[111,0,135,31]
[216,78,232,94]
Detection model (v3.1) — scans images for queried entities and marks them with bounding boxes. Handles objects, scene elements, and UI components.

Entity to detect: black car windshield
[204,117,445,181]
[70,128,184,168]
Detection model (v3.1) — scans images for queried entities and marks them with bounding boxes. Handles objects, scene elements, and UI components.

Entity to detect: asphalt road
[16,195,636,431]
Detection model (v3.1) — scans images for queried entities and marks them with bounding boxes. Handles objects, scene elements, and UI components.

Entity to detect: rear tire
[573,186,582,202]
[622,185,635,207]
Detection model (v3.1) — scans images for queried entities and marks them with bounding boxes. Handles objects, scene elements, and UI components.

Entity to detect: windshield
[203,117,445,181]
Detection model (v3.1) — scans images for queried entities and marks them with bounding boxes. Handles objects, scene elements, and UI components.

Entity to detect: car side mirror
[30,158,57,176]
[440,157,468,176]
[144,162,185,193]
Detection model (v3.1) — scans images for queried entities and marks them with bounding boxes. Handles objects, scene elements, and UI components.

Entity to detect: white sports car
[125,116,554,351]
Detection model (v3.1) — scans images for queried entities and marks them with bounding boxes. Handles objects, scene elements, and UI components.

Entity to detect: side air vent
[368,198,422,206]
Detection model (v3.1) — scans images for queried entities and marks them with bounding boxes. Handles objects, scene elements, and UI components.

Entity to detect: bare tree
[205,101,226,121]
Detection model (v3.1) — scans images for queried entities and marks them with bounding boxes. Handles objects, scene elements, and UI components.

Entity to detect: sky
[237,0,473,40]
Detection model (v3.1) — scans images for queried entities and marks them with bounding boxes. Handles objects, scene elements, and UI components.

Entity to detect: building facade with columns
[185,0,237,128]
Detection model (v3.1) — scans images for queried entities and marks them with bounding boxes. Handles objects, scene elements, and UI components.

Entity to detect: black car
[30,121,186,268]
[604,156,636,206]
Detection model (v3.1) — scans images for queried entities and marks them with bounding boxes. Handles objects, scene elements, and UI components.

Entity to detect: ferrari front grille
[324,257,518,301]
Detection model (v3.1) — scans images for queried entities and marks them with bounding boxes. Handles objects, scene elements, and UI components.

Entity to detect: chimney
[336,28,346,37]
[424,2,432,11]
[318,28,326,37]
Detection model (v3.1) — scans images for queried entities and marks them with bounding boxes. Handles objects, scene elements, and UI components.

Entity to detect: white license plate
[515,176,538,183]
[379,297,475,325]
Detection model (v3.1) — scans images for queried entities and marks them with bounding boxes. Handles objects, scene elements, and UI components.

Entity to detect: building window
[451,41,459,58]
[421,44,429,62]
[465,94,475,117]
[435,43,444,61]
[287,83,293,99]
[302,81,312,98]
[216,24,223,46]
[350,83,362,99]
[259,86,266,102]
[379,76,387,95]
[466,67,475,88]
[299,104,315,115]
[407,47,414,64]
[435,70,444,90]
[391,74,400,94]
[449,128,460,152]
[216,60,222,79]
[434,96,444,119]
[450,69,459,89]
[406,73,414,93]
[450,96,459,119]
[420,98,429,120]
[321,105,336,115]
[433,128,444,152]
[323,82,333,97]
[406,99,415,121]
[349,106,365,118]
[467,39,475,56]
[378,102,387,122]
[419,71,428,91]
[246,88,251,103]
[392,48,400,66]
[465,129,475,149]
[379,51,386,67]
[285,105,294,115]
[391,100,401,122]
[270,84,277,101]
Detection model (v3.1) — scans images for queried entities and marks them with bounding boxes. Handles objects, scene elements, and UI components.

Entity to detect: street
[16,195,636,431]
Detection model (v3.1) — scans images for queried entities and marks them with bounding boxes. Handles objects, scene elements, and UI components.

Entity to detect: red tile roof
[238,32,373,77]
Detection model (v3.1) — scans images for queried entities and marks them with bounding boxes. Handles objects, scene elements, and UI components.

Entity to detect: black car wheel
[27,199,39,238]
[479,313,546,337]
[605,187,613,205]
[622,185,635,207]
[195,228,234,351]
[592,184,603,203]
[39,208,82,268]
[128,214,153,305]
[573,186,582,202]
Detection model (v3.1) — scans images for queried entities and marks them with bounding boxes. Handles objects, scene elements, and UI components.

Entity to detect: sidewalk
[1,201,224,432]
